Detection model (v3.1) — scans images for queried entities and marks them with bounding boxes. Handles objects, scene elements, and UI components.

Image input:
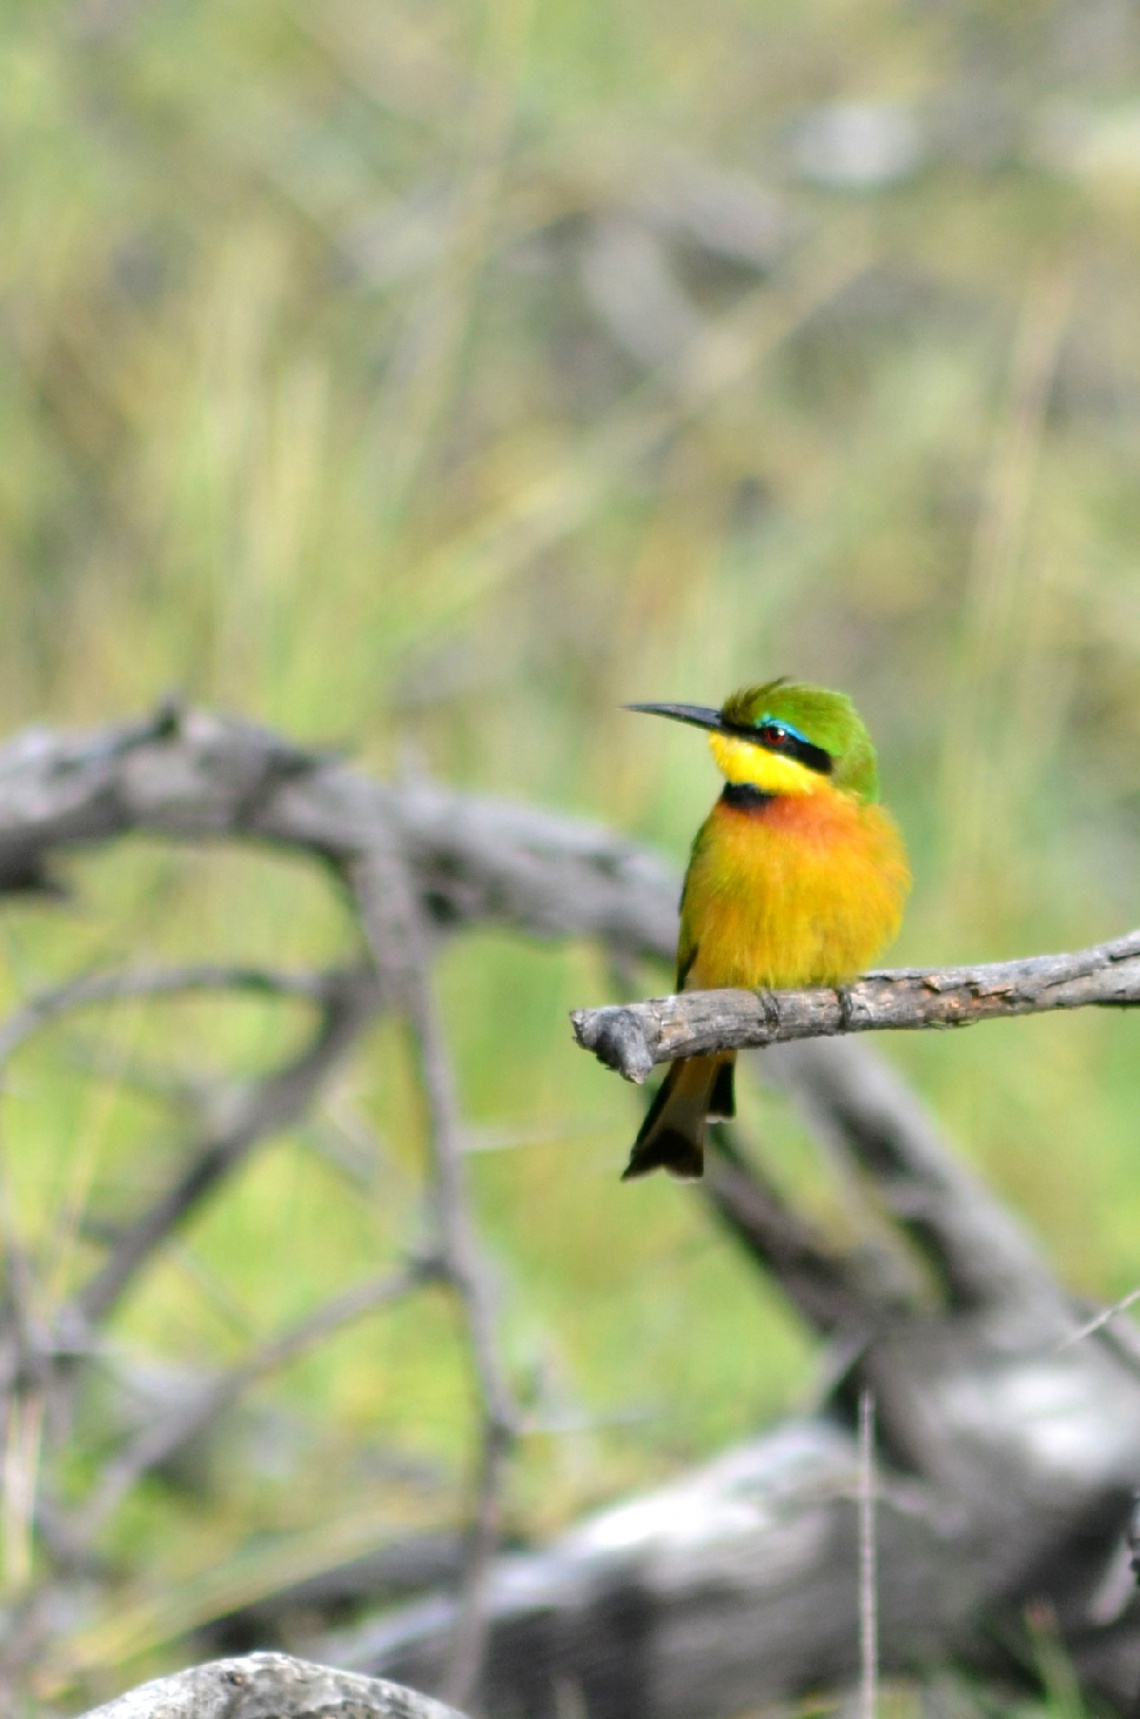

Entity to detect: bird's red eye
[759,723,786,746]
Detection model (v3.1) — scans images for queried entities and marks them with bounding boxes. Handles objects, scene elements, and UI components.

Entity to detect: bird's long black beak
[624,702,725,732]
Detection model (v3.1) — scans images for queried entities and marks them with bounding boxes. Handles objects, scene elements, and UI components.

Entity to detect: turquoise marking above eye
[758,714,813,748]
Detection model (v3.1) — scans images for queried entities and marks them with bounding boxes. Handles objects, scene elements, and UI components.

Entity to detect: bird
[622,678,910,1181]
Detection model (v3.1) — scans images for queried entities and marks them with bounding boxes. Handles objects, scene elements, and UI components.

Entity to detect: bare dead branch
[571,928,1140,1080]
[0,965,332,1070]
[1056,1287,1140,1353]
[858,1388,878,1719]
[322,1294,1140,1718]
[74,1261,433,1543]
[351,848,519,1711]
[76,967,381,1326]
[74,1650,471,1719]
[1,1389,45,1595]
[764,1039,1067,1335]
[0,1129,52,1396]
[0,706,678,960]
[0,959,386,1639]
[4,707,1137,1716]
[0,710,610,1692]
[703,1131,907,1334]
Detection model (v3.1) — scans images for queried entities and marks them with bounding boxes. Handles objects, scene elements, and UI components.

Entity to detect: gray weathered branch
[701,1130,895,1333]
[571,929,1140,1080]
[0,704,683,1700]
[1,708,1138,1717]
[350,844,520,1710]
[0,705,678,959]
[0,964,332,1069]
[317,1040,1140,1718]
[763,1039,1067,1336]
[73,1261,432,1544]
[76,966,381,1327]
[75,1651,469,1719]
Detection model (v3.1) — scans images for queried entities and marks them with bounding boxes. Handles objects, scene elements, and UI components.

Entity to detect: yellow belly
[680,787,910,991]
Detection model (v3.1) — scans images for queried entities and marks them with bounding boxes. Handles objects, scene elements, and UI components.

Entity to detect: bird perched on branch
[623,680,910,1181]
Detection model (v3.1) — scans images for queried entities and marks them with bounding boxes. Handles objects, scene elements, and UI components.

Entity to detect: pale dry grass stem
[938,266,1077,936]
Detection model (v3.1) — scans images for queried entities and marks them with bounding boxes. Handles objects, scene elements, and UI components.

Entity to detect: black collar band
[721,782,774,810]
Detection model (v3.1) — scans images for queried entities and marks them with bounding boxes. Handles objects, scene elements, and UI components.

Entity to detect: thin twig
[76,968,380,1325]
[1055,1285,1140,1353]
[73,1260,432,1543]
[0,962,338,1362]
[703,1131,889,1335]
[414,980,516,1713]
[351,846,518,1711]
[858,1387,878,1719]
[0,1119,50,1394]
[571,928,1140,1081]
[766,1039,1065,1331]
[2,1390,45,1595]
[0,965,332,1073]
[0,1104,62,1628]
[0,961,382,1663]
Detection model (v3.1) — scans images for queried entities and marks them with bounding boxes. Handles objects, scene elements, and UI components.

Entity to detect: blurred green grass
[4,0,1140,1699]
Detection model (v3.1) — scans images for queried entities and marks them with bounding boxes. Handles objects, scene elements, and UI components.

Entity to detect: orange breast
[681,787,910,991]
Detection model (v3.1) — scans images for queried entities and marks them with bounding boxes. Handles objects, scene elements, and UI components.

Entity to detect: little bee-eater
[623,679,910,1181]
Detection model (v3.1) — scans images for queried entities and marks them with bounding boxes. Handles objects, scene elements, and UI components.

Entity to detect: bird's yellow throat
[707,731,822,798]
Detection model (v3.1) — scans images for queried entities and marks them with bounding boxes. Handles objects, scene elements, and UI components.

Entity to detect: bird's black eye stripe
[723,718,833,775]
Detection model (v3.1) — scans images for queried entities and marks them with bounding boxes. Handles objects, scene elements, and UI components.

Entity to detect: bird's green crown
[720,679,880,801]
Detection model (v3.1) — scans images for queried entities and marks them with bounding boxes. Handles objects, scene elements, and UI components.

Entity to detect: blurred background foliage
[4,0,1140,1702]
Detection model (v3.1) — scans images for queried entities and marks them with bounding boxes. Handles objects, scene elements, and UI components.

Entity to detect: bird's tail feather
[709,1057,735,1121]
[621,1052,735,1181]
